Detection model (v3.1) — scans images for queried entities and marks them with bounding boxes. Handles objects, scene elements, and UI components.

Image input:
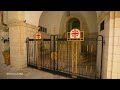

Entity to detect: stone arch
[66,17,80,32]
[59,12,89,38]
[38,11,97,37]
[39,11,65,35]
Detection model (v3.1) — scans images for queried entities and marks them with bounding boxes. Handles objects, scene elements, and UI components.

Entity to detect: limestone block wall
[8,21,39,68]
[25,23,50,39]
[0,24,9,64]
[8,11,25,23]
[41,32,50,39]
[108,11,120,79]
[97,11,120,79]
[5,11,51,69]
[9,22,26,68]
[0,27,4,64]
[59,12,89,36]
[39,11,64,35]
[25,23,39,39]
[8,20,50,69]
[97,11,110,78]
[3,11,8,25]
[25,11,43,26]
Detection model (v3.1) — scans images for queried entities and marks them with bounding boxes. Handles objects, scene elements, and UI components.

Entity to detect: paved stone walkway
[0,64,70,79]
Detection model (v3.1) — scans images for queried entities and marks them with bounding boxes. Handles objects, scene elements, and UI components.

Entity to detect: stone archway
[59,12,90,40]
[67,17,80,32]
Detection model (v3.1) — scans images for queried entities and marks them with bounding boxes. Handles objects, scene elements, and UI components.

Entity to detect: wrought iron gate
[26,35,104,79]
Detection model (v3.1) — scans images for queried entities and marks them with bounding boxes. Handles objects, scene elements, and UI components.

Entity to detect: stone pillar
[0,26,3,64]
[0,11,9,64]
[97,11,110,79]
[107,11,120,79]
[97,11,120,79]
[8,11,39,68]
[8,22,26,68]
[0,24,8,64]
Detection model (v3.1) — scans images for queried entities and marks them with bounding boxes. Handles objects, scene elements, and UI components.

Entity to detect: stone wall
[9,22,32,68]
[107,11,120,79]
[8,20,50,68]
[0,24,9,64]
[97,11,120,79]
[97,11,110,78]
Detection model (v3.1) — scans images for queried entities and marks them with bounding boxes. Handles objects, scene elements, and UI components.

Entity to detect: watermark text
[6,73,23,75]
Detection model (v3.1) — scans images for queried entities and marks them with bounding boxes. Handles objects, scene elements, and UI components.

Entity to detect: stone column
[8,11,39,68]
[98,11,120,79]
[107,11,120,79]
[0,26,3,64]
[97,11,110,79]
[0,25,9,64]
[8,22,26,68]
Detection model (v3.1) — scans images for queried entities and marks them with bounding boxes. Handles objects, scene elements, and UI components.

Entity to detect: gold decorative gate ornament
[67,28,84,41]
[67,29,84,78]
[51,52,57,60]
[35,31,42,68]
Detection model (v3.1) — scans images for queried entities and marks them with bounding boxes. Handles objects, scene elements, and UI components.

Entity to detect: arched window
[67,18,80,32]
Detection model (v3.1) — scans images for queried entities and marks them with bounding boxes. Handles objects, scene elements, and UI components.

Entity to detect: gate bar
[26,38,29,67]
[97,35,104,79]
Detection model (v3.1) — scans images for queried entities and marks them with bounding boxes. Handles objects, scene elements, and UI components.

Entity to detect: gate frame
[97,35,105,79]
[26,35,104,79]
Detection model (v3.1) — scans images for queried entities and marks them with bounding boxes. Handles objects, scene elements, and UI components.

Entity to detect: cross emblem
[36,34,40,38]
[71,29,79,38]
[36,32,41,39]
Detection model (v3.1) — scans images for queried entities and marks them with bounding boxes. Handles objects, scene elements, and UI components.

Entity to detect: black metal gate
[26,35,104,79]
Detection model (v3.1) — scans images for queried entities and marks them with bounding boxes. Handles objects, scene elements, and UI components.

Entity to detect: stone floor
[0,64,70,79]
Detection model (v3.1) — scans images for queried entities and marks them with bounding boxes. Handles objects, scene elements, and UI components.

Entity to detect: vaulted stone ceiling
[2,11,102,26]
